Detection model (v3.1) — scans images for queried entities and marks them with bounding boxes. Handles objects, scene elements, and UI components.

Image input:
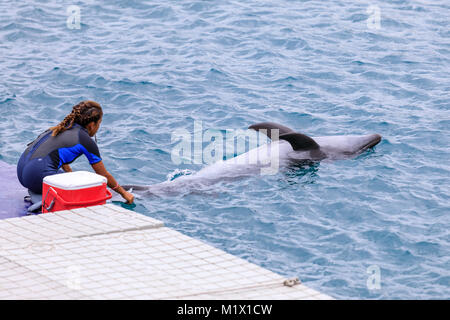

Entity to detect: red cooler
[42,171,112,213]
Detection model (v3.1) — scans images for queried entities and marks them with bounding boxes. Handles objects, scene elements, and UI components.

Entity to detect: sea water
[0,0,448,299]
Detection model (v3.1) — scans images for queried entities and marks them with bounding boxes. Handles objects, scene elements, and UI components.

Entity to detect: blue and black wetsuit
[17,124,102,194]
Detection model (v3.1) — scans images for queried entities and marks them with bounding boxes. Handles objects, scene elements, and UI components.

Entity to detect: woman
[17,100,134,204]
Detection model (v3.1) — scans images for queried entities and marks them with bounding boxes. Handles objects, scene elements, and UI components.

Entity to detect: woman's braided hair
[50,100,103,136]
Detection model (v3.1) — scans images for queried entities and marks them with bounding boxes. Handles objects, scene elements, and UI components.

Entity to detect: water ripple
[0,0,449,299]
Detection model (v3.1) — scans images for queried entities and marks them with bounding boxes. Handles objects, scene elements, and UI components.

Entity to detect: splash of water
[166,168,195,181]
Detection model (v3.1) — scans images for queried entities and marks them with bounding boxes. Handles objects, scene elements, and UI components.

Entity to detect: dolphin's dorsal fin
[248,122,295,139]
[279,132,320,151]
[249,122,321,152]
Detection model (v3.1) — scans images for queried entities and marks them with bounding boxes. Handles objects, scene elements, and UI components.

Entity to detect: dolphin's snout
[366,134,382,149]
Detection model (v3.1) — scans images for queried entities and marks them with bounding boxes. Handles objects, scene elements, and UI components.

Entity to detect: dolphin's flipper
[248,122,295,139]
[279,132,320,151]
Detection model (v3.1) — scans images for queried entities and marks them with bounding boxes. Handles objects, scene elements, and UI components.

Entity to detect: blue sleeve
[80,145,102,165]
[79,131,102,165]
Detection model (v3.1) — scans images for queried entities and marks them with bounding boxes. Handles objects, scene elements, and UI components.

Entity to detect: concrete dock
[0,204,333,299]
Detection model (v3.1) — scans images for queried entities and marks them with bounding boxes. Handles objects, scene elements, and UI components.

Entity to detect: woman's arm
[91,161,134,204]
[62,164,72,172]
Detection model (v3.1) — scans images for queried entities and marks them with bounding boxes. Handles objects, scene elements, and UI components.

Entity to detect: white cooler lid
[43,171,107,190]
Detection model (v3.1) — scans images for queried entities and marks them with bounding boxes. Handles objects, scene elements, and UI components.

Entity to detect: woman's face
[87,118,102,137]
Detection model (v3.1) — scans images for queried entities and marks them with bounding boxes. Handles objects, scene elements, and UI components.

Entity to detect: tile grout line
[0,208,166,249]
[0,253,90,299]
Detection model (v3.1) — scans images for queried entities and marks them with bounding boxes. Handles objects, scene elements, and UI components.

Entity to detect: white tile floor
[0,204,333,300]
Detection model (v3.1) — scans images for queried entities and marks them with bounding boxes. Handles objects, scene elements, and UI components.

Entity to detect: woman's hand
[122,190,134,204]
[91,161,135,204]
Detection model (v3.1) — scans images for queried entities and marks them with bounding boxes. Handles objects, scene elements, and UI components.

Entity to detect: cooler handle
[42,187,57,212]
[43,188,112,211]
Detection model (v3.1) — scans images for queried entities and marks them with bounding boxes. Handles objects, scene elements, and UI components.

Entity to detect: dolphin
[248,122,382,160]
[119,122,382,197]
